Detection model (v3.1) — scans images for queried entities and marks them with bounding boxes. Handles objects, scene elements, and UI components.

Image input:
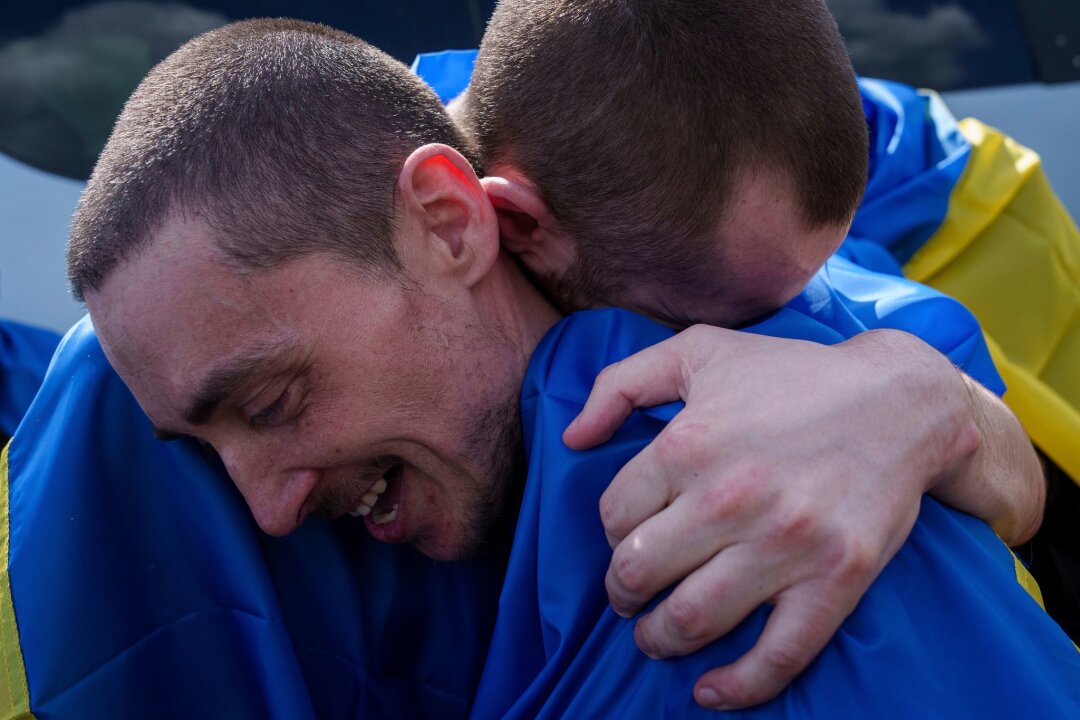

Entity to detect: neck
[481,251,563,369]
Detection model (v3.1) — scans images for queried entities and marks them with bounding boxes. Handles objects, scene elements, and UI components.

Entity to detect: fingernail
[697,688,725,709]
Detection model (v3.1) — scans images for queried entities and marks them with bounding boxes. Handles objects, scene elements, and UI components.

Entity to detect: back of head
[467,0,867,306]
[68,19,476,301]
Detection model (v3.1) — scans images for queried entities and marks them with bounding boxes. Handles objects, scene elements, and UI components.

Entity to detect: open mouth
[348,462,404,527]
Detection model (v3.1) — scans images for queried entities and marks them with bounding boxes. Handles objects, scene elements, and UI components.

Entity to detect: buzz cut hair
[68,18,478,301]
[465,0,868,302]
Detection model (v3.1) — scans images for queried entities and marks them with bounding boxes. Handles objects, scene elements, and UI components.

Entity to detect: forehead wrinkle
[183,335,294,426]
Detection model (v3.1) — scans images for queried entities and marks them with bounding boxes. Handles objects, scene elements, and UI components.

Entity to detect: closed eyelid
[249,389,290,426]
[184,340,295,426]
[241,373,292,415]
[247,377,308,429]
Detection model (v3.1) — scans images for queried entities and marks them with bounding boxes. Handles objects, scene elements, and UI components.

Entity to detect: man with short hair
[52,18,1079,717]
[463,0,866,326]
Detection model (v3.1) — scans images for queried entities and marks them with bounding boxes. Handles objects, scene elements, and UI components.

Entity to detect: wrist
[840,329,980,494]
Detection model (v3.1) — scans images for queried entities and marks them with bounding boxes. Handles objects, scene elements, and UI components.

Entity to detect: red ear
[409,154,474,257]
[397,144,500,287]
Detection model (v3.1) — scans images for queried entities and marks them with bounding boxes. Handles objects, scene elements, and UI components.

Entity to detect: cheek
[282,404,369,470]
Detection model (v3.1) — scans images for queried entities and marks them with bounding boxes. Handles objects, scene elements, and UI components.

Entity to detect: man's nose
[217,442,319,536]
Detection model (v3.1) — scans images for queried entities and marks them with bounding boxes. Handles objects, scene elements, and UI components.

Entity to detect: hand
[564,325,987,709]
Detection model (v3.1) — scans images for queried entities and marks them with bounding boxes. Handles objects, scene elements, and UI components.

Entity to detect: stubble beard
[402,287,530,561]
[447,390,524,560]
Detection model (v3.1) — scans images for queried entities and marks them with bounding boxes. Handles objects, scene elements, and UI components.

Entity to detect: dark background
[1,0,1078,180]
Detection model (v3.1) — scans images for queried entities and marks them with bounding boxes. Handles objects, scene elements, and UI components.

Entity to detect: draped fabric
[0,320,59,440]
[473,302,1079,719]
[841,80,1080,486]
[831,78,1080,635]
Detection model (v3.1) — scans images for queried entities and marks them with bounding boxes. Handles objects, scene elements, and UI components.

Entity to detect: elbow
[1007,504,1043,547]
[1004,454,1048,547]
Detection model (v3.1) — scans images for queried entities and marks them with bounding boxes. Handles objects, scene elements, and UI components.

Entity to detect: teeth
[348,474,393,518]
[372,503,398,526]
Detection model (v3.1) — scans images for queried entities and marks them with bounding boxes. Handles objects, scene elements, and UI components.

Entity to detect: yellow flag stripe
[1011,551,1045,609]
[903,118,1080,484]
[0,445,34,719]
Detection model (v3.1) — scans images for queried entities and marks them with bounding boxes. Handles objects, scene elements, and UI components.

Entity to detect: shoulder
[523,308,676,408]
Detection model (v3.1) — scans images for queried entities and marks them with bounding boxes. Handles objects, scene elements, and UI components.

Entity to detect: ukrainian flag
[843,78,1080,486]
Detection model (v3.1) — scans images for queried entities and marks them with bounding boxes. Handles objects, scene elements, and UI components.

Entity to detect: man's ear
[480,174,577,281]
[398,144,498,288]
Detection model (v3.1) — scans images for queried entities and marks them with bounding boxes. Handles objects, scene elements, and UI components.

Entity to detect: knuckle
[664,591,710,643]
[609,543,652,600]
[765,506,822,552]
[762,639,809,680]
[598,492,629,540]
[655,418,712,470]
[593,362,623,395]
[694,473,762,524]
[681,324,709,345]
[830,535,878,588]
[788,513,822,546]
[681,323,720,348]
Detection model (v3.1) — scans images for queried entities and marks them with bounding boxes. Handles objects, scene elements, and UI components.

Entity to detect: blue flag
[837,78,973,274]
[0,319,60,438]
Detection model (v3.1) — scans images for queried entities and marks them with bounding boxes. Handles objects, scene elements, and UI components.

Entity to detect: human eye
[247,383,298,429]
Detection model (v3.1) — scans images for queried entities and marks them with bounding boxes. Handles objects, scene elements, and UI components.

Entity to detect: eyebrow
[182,339,294,427]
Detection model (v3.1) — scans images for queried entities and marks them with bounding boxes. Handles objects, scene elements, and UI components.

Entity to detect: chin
[412,517,485,561]
[419,495,511,562]
[415,537,470,562]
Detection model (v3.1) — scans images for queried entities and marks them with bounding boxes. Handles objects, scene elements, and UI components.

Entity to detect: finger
[692,586,842,710]
[605,494,735,615]
[598,442,675,548]
[630,543,779,656]
[599,415,723,546]
[563,341,689,450]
